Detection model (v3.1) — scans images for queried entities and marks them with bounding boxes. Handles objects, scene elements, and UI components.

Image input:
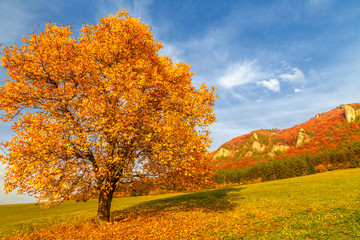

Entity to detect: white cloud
[279,67,306,83]
[218,60,266,88]
[159,42,183,63]
[218,60,306,94]
[258,78,280,92]
[294,88,302,93]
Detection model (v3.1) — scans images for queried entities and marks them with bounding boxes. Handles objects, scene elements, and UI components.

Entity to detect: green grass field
[1,168,360,239]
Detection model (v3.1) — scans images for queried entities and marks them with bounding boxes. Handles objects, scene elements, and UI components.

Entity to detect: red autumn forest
[213,103,360,183]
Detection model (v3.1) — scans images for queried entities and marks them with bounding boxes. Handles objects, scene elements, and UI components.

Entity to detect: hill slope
[213,103,360,169]
[3,168,360,239]
[212,103,360,183]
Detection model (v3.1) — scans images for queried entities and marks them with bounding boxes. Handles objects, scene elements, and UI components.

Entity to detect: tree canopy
[0,10,217,221]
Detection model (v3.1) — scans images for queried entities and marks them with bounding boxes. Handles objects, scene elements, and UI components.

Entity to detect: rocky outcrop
[343,104,356,123]
[252,133,259,141]
[243,139,266,157]
[272,144,289,153]
[252,140,265,152]
[245,151,253,157]
[213,147,232,159]
[296,128,310,147]
[268,144,290,157]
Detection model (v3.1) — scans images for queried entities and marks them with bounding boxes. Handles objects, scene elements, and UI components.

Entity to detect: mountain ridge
[213,103,360,170]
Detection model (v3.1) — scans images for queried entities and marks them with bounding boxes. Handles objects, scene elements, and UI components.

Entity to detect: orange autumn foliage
[0,10,217,221]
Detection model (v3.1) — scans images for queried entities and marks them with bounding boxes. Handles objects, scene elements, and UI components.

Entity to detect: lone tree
[0,10,217,221]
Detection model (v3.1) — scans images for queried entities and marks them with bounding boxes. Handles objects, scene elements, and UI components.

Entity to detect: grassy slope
[0,192,185,238]
[2,168,360,239]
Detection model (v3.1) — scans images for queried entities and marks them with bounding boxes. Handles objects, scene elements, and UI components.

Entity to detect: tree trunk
[97,182,116,222]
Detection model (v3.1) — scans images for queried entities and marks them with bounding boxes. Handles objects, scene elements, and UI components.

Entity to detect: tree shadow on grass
[111,187,244,222]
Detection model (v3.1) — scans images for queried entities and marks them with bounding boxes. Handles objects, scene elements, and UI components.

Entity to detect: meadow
[1,168,360,239]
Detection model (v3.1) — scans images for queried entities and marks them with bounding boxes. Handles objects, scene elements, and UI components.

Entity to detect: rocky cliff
[295,128,311,147]
[343,104,360,123]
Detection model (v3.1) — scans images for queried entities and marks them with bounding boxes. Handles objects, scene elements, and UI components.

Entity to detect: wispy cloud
[217,59,306,94]
[218,60,266,88]
[279,67,306,83]
[258,78,280,92]
[159,42,183,63]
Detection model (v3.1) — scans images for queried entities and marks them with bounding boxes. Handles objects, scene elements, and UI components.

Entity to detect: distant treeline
[214,141,360,184]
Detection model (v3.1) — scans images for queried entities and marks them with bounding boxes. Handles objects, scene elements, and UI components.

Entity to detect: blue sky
[1,0,360,204]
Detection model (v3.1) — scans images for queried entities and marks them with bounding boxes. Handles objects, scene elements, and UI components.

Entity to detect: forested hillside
[213,103,360,184]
